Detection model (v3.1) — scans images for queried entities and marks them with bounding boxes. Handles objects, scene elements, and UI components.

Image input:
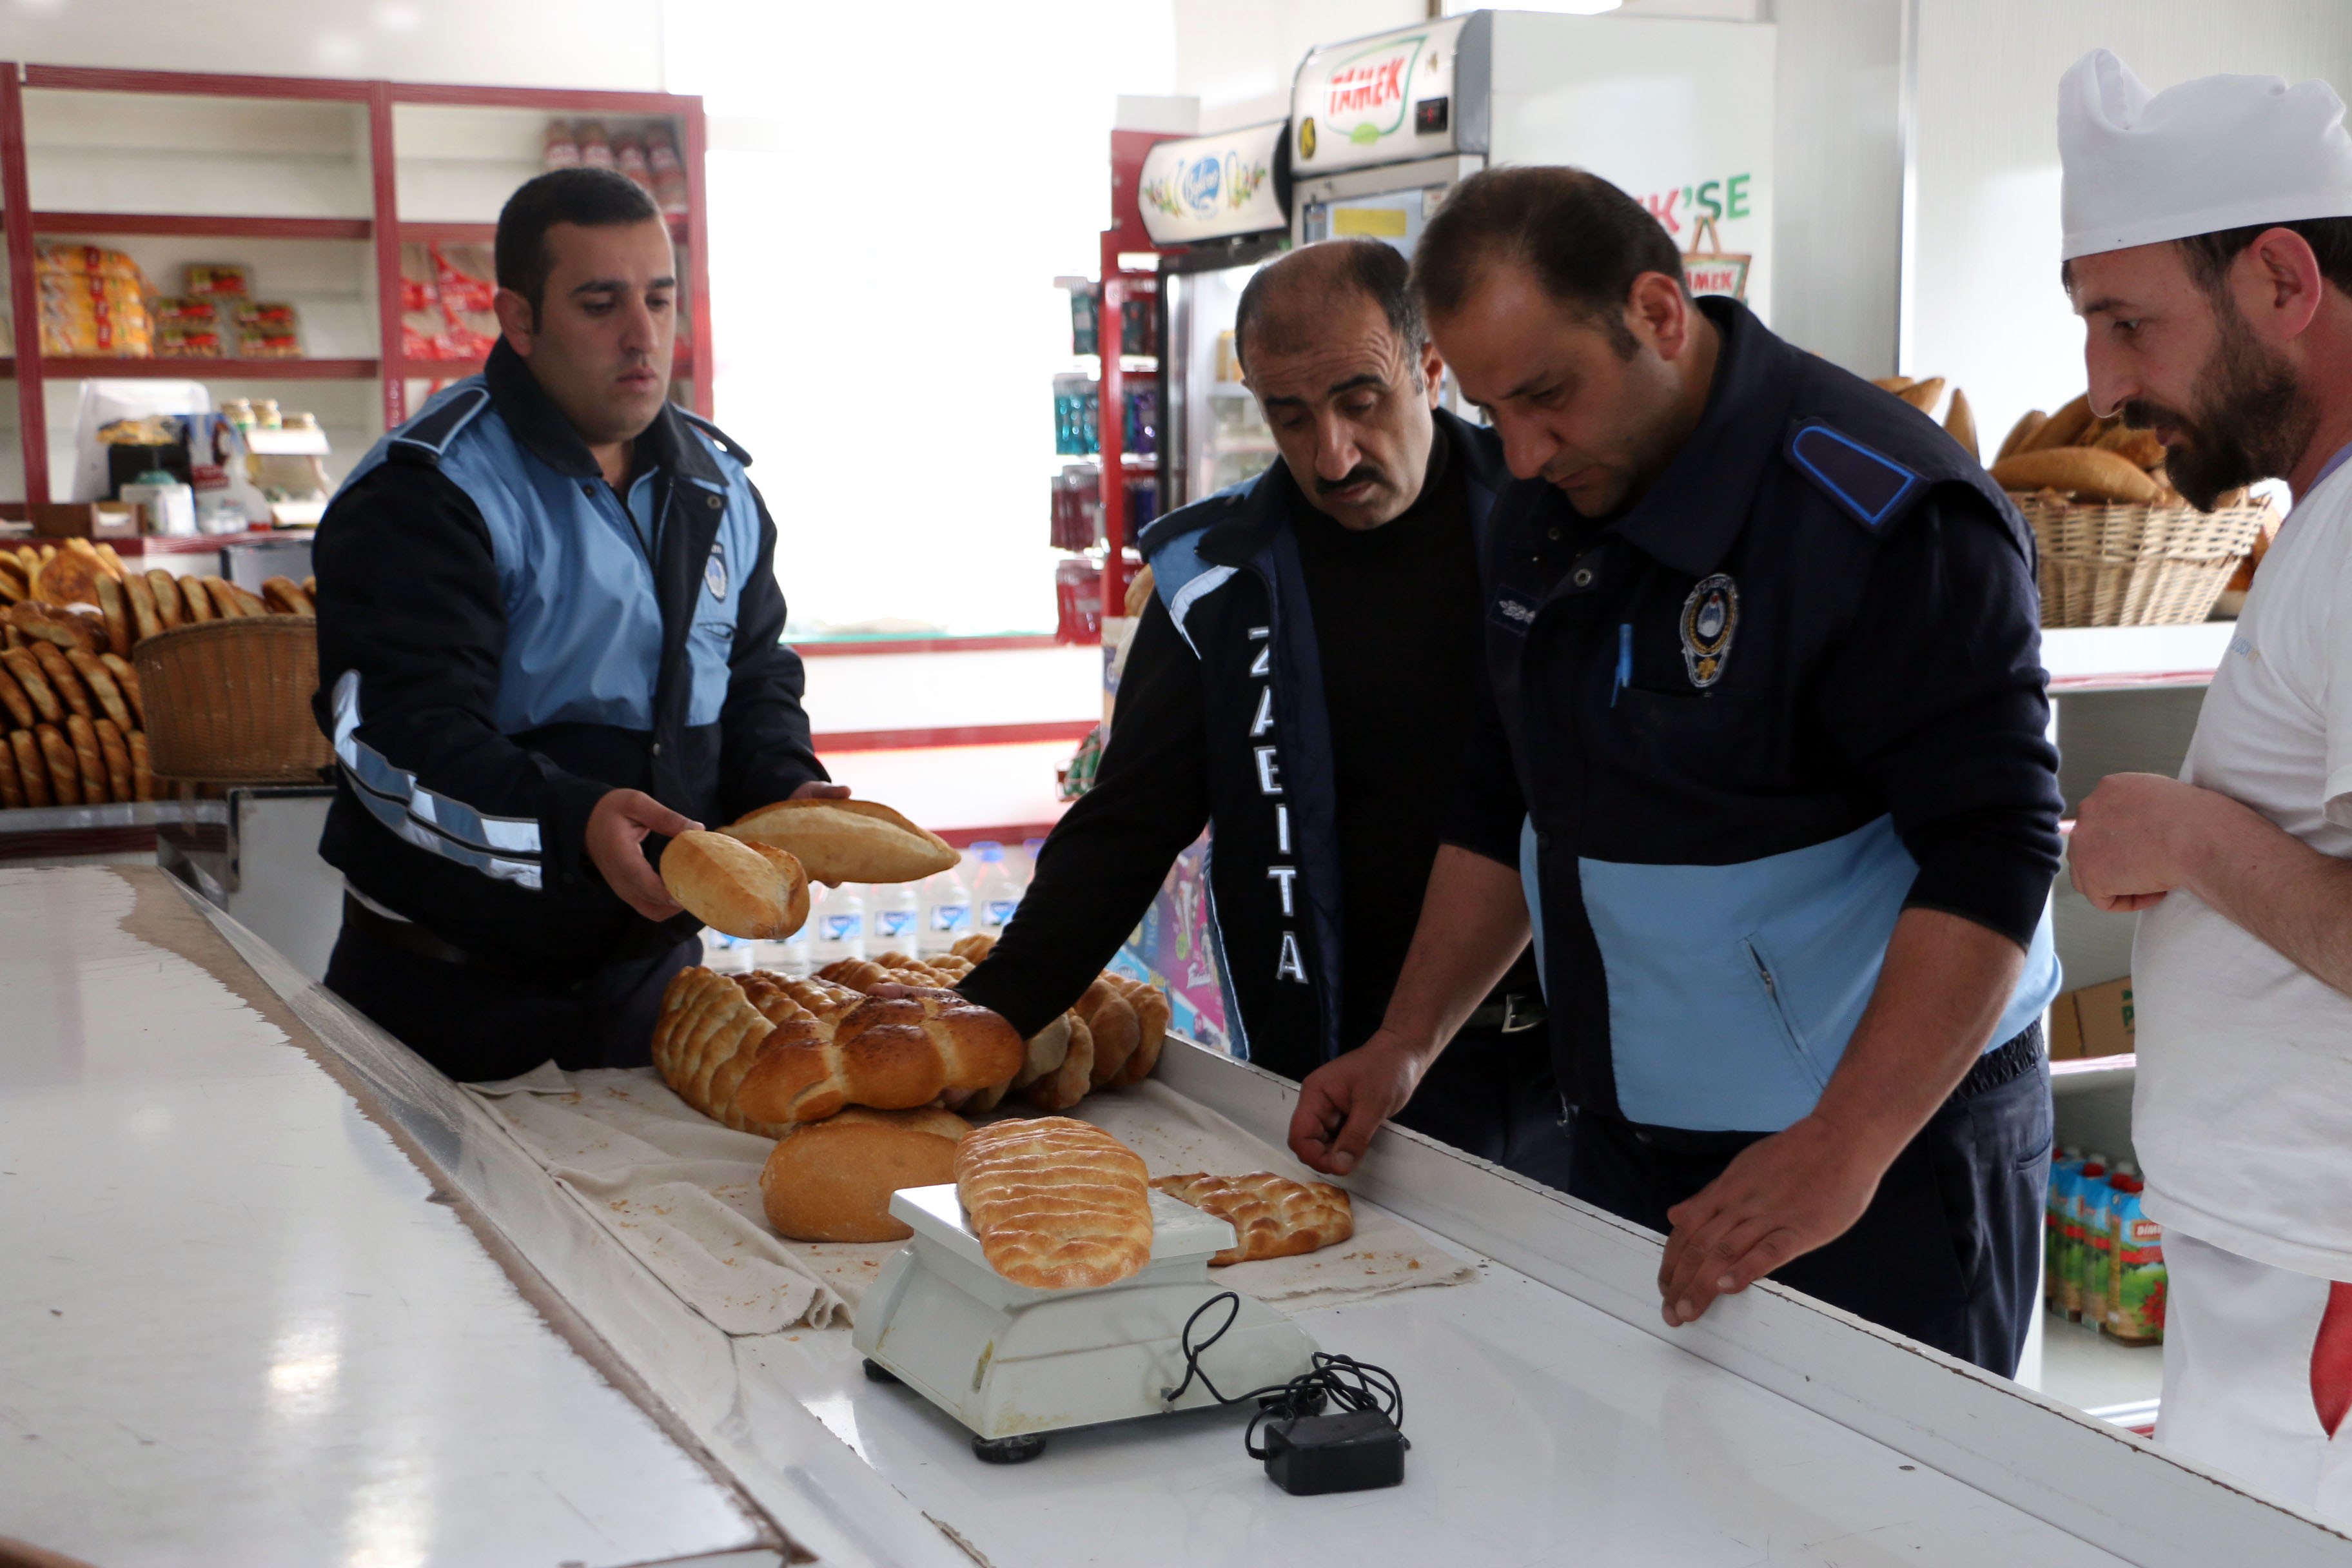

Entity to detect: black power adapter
[1161,1292,1410,1496]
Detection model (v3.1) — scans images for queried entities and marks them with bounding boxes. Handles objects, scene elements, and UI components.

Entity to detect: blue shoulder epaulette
[1785,421,1920,531]
[677,407,751,466]
[387,386,492,466]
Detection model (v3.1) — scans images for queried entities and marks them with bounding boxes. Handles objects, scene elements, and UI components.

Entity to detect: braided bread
[1075,976,1139,1088]
[1021,1012,1093,1112]
[734,985,1025,1124]
[1151,1171,1353,1266]
[1109,975,1170,1088]
[651,966,792,1135]
[957,1117,1153,1289]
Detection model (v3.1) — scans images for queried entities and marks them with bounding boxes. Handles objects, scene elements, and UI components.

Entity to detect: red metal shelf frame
[0,62,713,508]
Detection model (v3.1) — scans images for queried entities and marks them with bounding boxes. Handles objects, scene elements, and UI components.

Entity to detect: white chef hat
[2059,48,2352,260]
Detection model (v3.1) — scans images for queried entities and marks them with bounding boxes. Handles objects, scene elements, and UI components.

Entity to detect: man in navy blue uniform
[312,168,840,1080]
[1288,168,2063,1374]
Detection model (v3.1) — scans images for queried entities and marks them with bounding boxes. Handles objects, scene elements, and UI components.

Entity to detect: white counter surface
[6,866,2350,1567]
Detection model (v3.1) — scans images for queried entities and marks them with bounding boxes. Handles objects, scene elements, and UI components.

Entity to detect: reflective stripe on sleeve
[329,670,545,890]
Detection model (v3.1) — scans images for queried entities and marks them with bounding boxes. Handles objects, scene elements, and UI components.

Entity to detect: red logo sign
[1328,55,1407,118]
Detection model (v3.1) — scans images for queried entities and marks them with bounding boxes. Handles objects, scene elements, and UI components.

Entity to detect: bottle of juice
[2065,1153,2108,1321]
[2047,1146,2083,1313]
[2084,1160,2130,1324]
[2105,1172,2167,1344]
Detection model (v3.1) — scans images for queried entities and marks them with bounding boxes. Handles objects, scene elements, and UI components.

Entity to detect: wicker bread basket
[133,614,332,783]
[2015,493,2270,628]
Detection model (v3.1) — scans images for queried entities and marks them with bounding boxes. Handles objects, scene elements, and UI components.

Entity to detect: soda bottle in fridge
[970,841,1024,941]
[919,861,974,957]
[871,879,922,958]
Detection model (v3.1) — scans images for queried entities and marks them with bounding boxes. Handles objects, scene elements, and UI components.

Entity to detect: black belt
[1462,990,1547,1035]
[342,891,513,975]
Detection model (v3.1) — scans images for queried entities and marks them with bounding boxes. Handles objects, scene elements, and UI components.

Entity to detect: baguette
[733,984,1026,1124]
[146,570,185,629]
[121,569,162,645]
[36,724,80,807]
[93,717,132,804]
[2,649,63,725]
[759,1106,972,1242]
[65,713,106,803]
[1990,446,2162,505]
[30,642,92,722]
[2024,393,2095,452]
[260,575,315,615]
[126,729,153,802]
[1870,375,1915,393]
[1943,387,1979,463]
[1895,375,1946,414]
[660,830,810,939]
[956,1117,1153,1291]
[93,575,133,657]
[724,797,959,885]
[10,730,50,808]
[64,650,132,733]
[0,662,33,730]
[202,578,250,620]
[98,653,143,728]
[1151,1171,1353,1266]
[180,576,216,623]
[0,737,21,810]
[93,541,124,582]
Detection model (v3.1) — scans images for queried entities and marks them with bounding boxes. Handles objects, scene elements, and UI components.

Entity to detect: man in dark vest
[957,239,1569,1182]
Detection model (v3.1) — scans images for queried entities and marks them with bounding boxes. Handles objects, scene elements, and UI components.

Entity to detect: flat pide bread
[724,798,958,885]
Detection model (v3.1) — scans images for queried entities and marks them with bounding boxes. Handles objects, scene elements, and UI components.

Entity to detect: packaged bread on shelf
[1150,1172,1354,1266]
[759,1106,971,1242]
[723,798,958,884]
[956,1117,1153,1290]
[659,830,810,939]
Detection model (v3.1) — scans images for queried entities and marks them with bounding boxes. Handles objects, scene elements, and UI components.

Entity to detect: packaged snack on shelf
[576,119,614,170]
[35,244,154,357]
[429,244,496,315]
[231,301,300,358]
[1050,464,1103,551]
[153,298,225,358]
[1054,557,1104,645]
[645,122,690,214]
[183,263,250,299]
[399,242,439,313]
[612,128,657,197]
[544,118,581,170]
[36,242,144,283]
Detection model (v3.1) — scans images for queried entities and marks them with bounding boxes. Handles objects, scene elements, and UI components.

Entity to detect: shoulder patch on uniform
[1786,422,1918,531]
[677,408,751,466]
[387,386,491,466]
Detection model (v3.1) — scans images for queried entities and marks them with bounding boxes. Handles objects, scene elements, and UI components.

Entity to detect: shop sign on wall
[1291,15,1469,177]
[1136,121,1289,246]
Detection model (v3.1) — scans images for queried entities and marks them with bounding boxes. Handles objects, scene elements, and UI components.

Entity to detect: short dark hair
[1233,237,1424,373]
[2174,217,2352,297]
[494,167,662,318]
[1413,166,1684,358]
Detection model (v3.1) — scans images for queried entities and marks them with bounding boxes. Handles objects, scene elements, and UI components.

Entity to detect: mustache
[1316,464,1388,496]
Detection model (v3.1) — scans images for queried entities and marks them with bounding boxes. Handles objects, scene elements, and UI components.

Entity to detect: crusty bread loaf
[733,985,1025,1124]
[64,649,132,733]
[1022,1012,1093,1112]
[179,576,215,623]
[6,602,102,656]
[260,575,315,615]
[36,723,79,807]
[123,570,163,644]
[1997,409,2048,462]
[950,933,997,964]
[0,663,32,730]
[202,577,250,620]
[1990,446,2161,505]
[145,570,184,630]
[649,965,792,1135]
[0,738,22,810]
[660,830,811,939]
[1150,1171,1353,1266]
[1075,975,1139,1088]
[10,729,51,808]
[33,551,100,610]
[2092,422,2166,468]
[724,797,959,884]
[93,574,132,656]
[1108,975,1170,1088]
[93,718,132,804]
[957,1117,1153,1289]
[30,641,91,722]
[64,713,106,803]
[760,1105,971,1242]
[97,652,142,728]
[1943,387,1978,463]
[1894,375,1945,414]
[126,728,153,802]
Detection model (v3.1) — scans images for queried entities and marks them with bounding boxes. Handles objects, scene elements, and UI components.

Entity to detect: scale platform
[852,1183,1318,1460]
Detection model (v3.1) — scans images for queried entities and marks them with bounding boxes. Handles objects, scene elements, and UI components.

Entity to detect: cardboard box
[2050,975,2134,1060]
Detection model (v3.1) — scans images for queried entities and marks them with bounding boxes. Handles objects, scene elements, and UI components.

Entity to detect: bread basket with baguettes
[132,613,331,783]
[2017,493,2270,628]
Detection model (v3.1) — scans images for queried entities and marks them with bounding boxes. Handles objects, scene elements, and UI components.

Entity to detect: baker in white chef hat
[2063,49,2352,1528]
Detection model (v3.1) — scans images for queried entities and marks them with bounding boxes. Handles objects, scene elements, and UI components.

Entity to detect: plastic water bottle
[970,841,1023,941]
[700,926,752,975]
[919,861,974,957]
[769,915,814,979]
[871,879,922,957]
[812,883,867,970]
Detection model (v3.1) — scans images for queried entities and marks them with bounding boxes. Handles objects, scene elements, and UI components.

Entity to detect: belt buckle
[1500,993,1544,1034]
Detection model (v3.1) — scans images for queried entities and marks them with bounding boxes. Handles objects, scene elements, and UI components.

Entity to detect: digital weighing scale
[853,1183,1320,1460]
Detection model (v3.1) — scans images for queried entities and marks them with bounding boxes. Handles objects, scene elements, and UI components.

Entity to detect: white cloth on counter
[466,1065,1475,1339]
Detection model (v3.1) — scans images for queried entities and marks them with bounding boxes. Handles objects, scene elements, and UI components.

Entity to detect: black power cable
[1160,1291,1410,1493]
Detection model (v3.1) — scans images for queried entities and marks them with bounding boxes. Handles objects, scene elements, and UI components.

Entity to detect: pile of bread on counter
[0,536,316,808]
[647,796,1353,1290]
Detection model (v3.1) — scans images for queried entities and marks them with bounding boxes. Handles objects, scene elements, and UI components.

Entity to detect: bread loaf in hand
[660,830,810,939]
[733,985,1025,1124]
[760,1106,970,1242]
[957,1117,1153,1289]
[725,797,959,884]
[1152,1171,1353,1266]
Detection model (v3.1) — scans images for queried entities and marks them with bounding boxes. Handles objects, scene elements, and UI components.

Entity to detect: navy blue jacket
[1449,299,2063,1132]
[959,409,1512,1079]
[313,342,825,977]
